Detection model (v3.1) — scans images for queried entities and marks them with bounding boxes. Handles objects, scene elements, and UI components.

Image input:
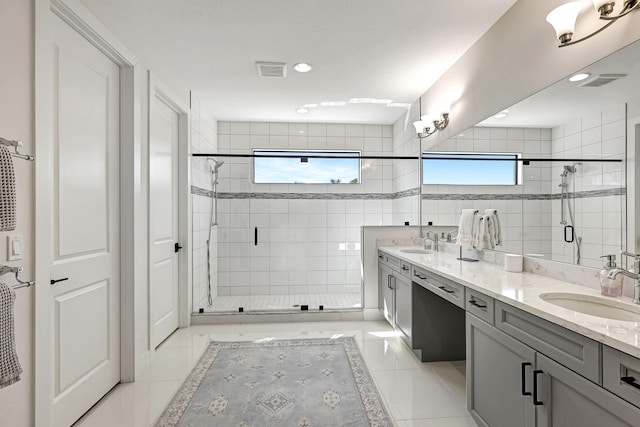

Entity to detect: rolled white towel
[484,209,502,246]
[457,209,478,246]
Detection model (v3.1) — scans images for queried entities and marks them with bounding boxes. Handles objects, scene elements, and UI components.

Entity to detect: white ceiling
[478,40,640,129]
[81,0,519,124]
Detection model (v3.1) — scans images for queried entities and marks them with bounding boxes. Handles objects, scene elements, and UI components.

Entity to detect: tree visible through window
[254,150,361,184]
[423,152,520,185]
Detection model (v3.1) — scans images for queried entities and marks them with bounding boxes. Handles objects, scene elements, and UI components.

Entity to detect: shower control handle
[564,225,574,243]
[175,243,183,253]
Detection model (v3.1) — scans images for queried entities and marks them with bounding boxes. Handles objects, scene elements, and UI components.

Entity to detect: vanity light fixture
[293,62,312,73]
[412,112,450,138]
[546,0,640,47]
[569,72,591,82]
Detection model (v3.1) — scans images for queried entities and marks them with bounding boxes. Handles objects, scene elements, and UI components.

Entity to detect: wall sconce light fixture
[412,112,450,138]
[546,0,639,47]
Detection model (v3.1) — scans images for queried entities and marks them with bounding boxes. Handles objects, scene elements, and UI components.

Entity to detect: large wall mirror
[422,40,640,268]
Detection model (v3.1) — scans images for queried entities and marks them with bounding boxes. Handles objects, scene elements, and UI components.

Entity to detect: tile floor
[75,320,478,427]
[201,293,362,313]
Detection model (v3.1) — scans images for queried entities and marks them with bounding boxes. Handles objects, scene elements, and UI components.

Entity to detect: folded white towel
[457,209,478,246]
[0,283,22,389]
[0,146,16,232]
[484,209,502,246]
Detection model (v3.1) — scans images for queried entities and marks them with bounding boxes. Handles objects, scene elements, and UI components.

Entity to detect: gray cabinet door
[379,263,395,326]
[535,353,640,427]
[395,273,412,344]
[467,313,536,427]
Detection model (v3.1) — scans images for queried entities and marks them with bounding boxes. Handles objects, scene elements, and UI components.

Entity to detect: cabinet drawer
[398,260,412,279]
[495,301,601,383]
[465,289,494,324]
[413,267,465,309]
[603,346,640,408]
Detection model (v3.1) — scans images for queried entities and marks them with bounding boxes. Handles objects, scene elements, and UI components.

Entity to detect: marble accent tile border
[421,188,625,201]
[191,185,624,201]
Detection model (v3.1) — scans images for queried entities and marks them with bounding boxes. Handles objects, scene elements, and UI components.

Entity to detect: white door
[49,15,121,427]
[149,86,181,347]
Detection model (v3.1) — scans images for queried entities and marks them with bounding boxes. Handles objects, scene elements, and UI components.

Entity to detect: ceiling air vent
[578,73,626,87]
[256,61,287,78]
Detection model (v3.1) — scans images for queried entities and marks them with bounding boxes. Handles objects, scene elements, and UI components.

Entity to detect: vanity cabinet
[535,353,640,427]
[468,298,640,427]
[378,251,412,344]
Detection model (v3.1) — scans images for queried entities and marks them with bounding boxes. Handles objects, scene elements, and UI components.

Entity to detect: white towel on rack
[457,209,478,246]
[484,209,502,246]
[0,146,16,232]
[473,215,492,251]
[0,282,22,389]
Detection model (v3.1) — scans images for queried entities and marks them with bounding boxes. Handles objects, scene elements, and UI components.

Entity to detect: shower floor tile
[198,293,362,313]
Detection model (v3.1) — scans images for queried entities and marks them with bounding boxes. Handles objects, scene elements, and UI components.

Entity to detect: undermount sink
[540,292,640,322]
[400,248,433,254]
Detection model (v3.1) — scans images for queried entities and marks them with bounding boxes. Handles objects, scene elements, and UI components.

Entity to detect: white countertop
[379,246,640,359]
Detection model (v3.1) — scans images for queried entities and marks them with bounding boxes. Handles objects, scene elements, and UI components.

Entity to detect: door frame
[34,0,138,424]
[147,72,191,357]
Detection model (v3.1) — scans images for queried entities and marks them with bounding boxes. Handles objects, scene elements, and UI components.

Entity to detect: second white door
[149,84,181,348]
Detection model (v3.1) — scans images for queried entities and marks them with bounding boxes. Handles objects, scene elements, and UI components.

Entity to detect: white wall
[0,1,34,425]
[421,0,640,145]
[190,96,218,310]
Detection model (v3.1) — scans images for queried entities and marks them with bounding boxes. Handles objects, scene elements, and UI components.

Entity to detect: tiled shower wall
[190,96,218,309]
[550,105,626,267]
[423,126,553,255]
[214,121,394,297]
[391,102,421,226]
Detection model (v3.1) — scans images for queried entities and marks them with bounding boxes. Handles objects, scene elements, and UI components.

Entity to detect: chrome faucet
[424,231,439,252]
[607,251,640,304]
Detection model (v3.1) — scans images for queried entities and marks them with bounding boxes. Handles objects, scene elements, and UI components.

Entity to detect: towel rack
[0,137,35,161]
[0,264,34,289]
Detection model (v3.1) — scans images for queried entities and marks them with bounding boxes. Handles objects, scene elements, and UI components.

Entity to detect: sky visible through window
[254,151,360,184]
[423,153,518,185]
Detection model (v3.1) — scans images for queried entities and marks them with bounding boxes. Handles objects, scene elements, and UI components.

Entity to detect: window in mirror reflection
[422,152,521,185]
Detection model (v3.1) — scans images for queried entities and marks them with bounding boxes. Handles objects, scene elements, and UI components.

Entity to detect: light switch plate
[7,234,23,261]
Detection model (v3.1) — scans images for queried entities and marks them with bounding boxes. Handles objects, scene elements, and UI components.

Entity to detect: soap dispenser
[599,254,623,297]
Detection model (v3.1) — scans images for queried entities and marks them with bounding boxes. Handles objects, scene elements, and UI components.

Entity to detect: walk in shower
[191,119,627,316]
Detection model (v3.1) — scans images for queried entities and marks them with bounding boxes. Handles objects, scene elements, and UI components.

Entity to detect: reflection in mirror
[422,40,640,268]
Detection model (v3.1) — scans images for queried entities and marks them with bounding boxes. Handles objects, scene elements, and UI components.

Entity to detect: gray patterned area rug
[154,337,392,427]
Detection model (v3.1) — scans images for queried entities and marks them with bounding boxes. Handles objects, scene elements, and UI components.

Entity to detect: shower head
[560,164,577,177]
[207,158,224,174]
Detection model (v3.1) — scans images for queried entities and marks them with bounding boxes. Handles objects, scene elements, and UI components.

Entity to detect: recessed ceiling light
[298,130,305,134]
[293,62,312,73]
[569,73,590,82]
[296,108,309,114]
[320,101,346,107]
[493,110,509,119]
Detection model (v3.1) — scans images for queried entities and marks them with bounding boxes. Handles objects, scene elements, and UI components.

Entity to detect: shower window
[422,152,521,185]
[253,150,361,184]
